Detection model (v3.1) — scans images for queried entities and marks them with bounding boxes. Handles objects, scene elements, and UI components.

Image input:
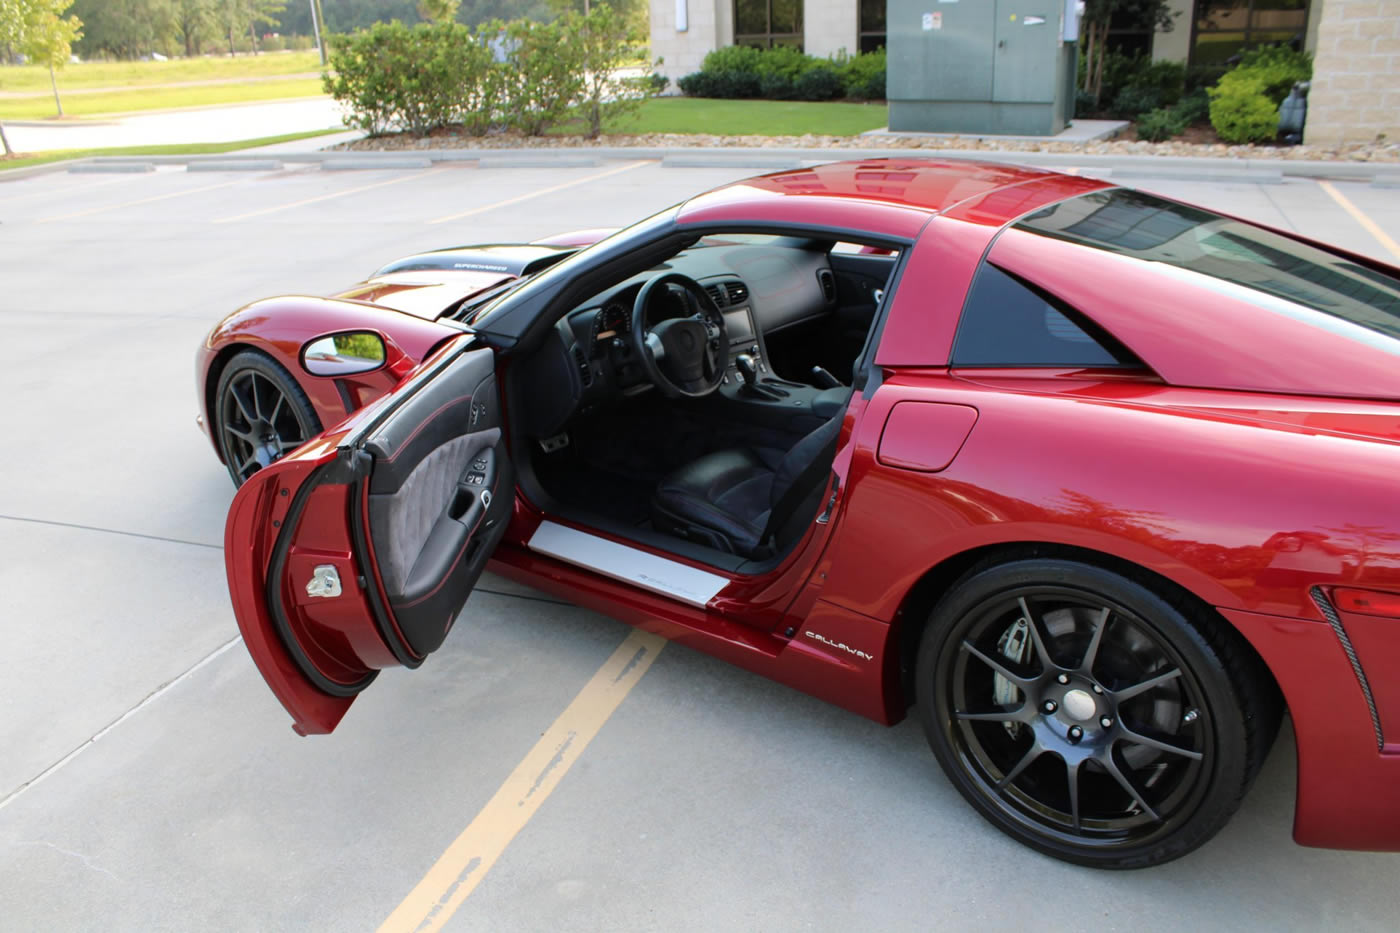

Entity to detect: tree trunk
[0,121,13,156]
[250,22,259,54]
[228,28,236,56]
[50,65,64,117]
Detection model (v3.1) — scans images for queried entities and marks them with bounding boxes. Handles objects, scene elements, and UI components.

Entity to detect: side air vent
[572,345,593,387]
[816,268,836,303]
[704,283,726,307]
[726,281,749,304]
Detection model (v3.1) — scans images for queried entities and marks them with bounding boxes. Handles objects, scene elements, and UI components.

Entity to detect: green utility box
[887,0,1074,136]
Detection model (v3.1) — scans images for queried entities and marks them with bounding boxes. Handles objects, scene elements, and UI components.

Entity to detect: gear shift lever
[735,353,758,387]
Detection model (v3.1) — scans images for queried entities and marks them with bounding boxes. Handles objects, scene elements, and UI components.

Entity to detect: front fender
[197,297,461,454]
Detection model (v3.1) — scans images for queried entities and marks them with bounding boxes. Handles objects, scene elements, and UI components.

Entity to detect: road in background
[3,97,344,152]
[2,162,1399,931]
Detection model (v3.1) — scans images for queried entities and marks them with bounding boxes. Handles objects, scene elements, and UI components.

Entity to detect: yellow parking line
[41,179,244,222]
[1318,180,1400,263]
[377,628,666,933]
[428,160,652,225]
[214,167,448,223]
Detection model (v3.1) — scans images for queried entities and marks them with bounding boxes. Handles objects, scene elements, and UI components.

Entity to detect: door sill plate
[527,521,729,608]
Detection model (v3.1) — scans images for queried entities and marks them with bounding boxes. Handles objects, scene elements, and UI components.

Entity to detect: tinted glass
[1017,189,1400,340]
[735,0,766,35]
[952,265,1131,367]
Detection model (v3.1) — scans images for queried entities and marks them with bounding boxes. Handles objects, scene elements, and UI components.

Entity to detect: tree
[23,0,83,116]
[69,0,175,59]
[0,0,84,152]
[1079,0,1175,102]
[415,0,456,23]
[563,3,648,139]
[173,0,217,56]
[220,0,285,55]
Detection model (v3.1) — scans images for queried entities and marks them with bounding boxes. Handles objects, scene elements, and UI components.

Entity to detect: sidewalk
[3,97,345,152]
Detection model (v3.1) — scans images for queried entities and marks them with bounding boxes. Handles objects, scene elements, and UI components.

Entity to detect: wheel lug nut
[1091,684,1103,694]
[1100,716,1113,728]
[1043,700,1058,713]
[1069,725,1083,741]
[1056,674,1070,684]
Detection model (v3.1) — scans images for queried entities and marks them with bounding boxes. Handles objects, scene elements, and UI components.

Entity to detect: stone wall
[650,0,733,83]
[1304,0,1400,145]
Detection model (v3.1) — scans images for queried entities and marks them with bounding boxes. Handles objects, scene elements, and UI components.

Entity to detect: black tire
[915,558,1280,869]
[214,349,321,488]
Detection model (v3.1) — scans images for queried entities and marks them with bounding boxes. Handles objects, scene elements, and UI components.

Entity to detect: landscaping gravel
[336,129,1400,162]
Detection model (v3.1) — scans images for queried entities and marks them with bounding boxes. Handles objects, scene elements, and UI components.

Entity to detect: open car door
[224,336,513,734]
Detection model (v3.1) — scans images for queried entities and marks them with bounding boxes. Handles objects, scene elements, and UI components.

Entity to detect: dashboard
[519,239,840,434]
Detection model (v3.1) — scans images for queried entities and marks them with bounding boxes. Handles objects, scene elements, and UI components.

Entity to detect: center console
[703,280,848,428]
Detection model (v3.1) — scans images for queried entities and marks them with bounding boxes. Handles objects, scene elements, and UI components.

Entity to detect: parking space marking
[214,167,450,223]
[377,628,666,933]
[1319,180,1400,262]
[40,178,245,223]
[428,160,653,225]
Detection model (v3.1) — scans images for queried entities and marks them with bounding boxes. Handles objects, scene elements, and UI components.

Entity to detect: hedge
[324,4,650,139]
[679,46,885,102]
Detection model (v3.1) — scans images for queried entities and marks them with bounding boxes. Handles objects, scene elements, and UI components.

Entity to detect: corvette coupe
[203,159,1400,869]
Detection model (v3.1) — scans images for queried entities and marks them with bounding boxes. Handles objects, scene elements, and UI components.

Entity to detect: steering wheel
[630,272,727,398]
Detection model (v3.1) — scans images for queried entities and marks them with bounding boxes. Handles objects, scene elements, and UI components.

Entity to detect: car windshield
[465,206,680,326]
[1016,189,1400,340]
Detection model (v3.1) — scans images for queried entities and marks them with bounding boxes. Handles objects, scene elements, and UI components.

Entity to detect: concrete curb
[187,160,283,172]
[321,157,432,171]
[8,145,1400,184]
[68,161,155,173]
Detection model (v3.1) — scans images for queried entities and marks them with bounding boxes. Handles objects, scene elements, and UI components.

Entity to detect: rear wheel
[214,350,321,488]
[915,558,1279,869]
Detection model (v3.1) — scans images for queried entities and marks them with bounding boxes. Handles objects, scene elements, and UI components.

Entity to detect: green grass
[597,97,889,137]
[0,78,327,119]
[0,51,323,93]
[0,128,344,171]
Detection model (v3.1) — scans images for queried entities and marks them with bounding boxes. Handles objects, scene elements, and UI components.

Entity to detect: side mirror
[301,331,387,377]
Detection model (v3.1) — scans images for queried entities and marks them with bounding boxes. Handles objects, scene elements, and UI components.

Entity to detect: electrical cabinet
[887,0,1074,136]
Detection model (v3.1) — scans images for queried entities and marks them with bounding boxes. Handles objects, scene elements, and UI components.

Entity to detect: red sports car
[203,159,1400,869]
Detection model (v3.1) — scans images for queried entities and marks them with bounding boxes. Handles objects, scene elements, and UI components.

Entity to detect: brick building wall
[1306,0,1400,145]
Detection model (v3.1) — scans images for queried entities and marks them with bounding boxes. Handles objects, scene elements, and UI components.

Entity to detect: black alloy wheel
[916,559,1279,869]
[215,350,321,488]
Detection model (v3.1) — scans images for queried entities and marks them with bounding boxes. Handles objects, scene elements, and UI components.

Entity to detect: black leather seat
[652,415,843,558]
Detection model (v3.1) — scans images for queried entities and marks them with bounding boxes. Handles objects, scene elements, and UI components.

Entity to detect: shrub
[700,44,764,76]
[1129,60,1186,107]
[678,68,760,98]
[1111,84,1162,117]
[1223,45,1312,105]
[756,45,811,82]
[262,35,286,53]
[841,48,885,100]
[500,18,582,135]
[1074,89,1098,117]
[794,63,843,101]
[1209,78,1279,143]
[1136,106,1188,142]
[759,70,796,100]
[1171,88,1211,125]
[562,4,652,139]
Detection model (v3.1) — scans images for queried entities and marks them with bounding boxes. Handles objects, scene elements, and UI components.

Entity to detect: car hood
[331,243,580,320]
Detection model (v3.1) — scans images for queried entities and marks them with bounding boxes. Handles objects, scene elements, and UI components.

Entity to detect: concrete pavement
[2,162,1399,931]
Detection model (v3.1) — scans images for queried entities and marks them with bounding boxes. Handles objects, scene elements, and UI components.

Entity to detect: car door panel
[362,348,513,659]
[225,337,512,734]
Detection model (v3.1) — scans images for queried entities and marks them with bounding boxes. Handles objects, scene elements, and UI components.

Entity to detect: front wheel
[214,350,321,488]
[915,558,1279,869]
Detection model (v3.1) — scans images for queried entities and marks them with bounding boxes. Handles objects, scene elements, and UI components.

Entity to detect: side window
[952,264,1137,367]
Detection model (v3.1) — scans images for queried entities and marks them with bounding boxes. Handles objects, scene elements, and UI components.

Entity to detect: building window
[734,0,803,48]
[1191,0,1309,66]
[858,0,885,53]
